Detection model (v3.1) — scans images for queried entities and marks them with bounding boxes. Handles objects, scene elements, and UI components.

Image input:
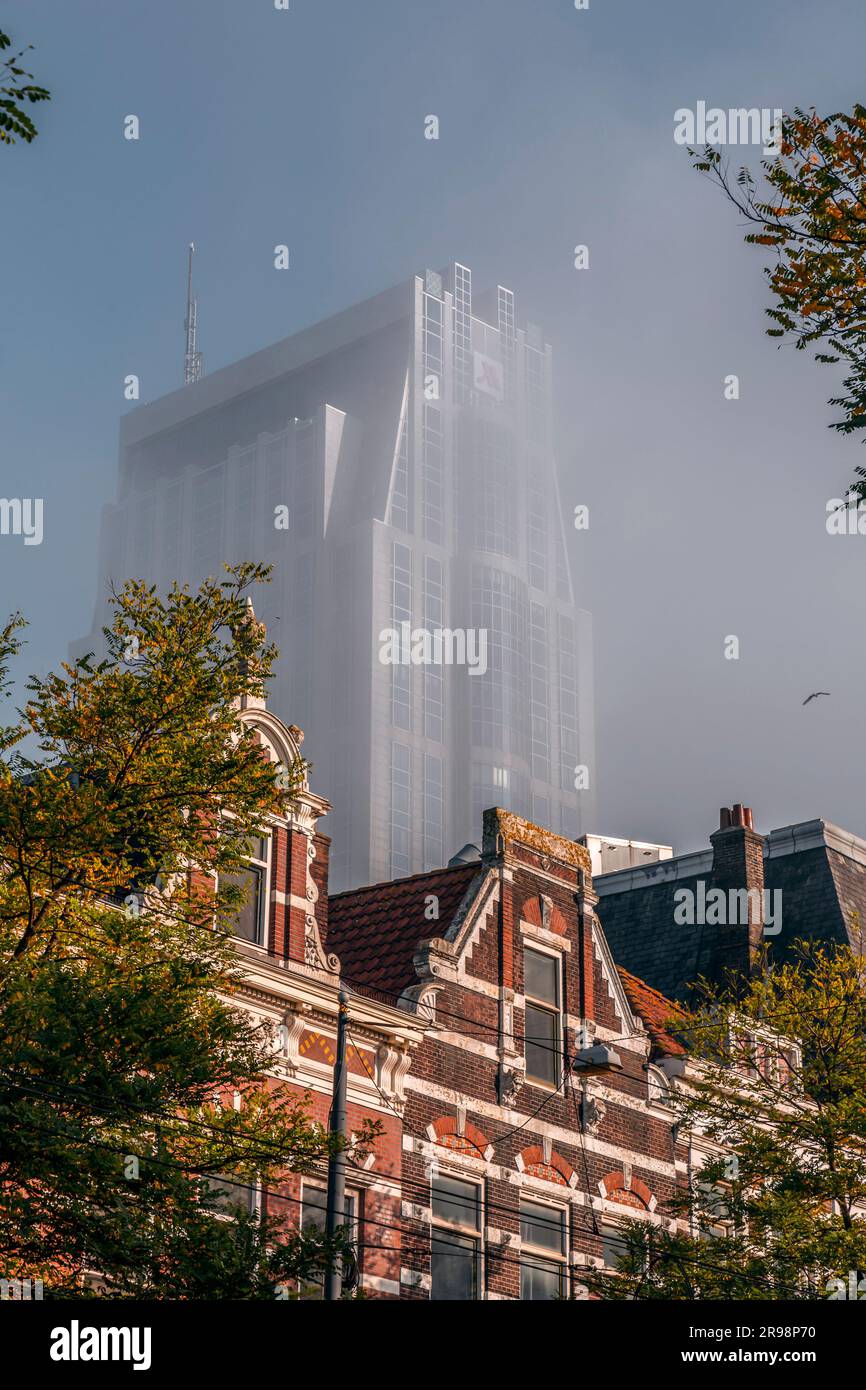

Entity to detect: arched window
[648,1065,672,1108]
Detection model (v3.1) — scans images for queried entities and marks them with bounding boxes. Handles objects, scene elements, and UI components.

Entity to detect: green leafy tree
[0,565,371,1298]
[586,944,866,1300]
[692,106,866,497]
[0,28,50,146]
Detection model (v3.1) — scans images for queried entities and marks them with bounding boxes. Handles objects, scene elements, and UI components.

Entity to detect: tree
[692,106,866,497]
[0,28,50,146]
[0,565,372,1298]
[585,943,866,1300]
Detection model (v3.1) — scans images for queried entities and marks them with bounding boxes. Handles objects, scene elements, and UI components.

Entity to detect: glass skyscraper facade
[73,263,595,890]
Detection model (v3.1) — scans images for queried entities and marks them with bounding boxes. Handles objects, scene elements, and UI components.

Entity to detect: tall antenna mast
[184,241,203,385]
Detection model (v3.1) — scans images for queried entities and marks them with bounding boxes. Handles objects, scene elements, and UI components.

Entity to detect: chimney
[705,804,765,989]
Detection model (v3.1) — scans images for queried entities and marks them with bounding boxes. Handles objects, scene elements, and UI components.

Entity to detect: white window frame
[523,942,563,1089]
[430,1171,484,1301]
[217,826,272,948]
[300,1179,359,1241]
[298,1179,360,1297]
[647,1064,674,1111]
[519,1195,568,1300]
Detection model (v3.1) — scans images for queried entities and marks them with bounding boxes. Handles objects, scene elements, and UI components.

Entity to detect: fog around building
[2,0,865,872]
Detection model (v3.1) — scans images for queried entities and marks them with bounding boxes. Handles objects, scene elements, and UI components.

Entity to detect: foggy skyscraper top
[74,261,595,891]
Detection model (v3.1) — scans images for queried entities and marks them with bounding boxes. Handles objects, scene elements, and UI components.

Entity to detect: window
[204,1173,257,1218]
[524,947,562,1086]
[422,404,444,545]
[423,556,445,742]
[470,564,529,758]
[469,419,516,559]
[696,1181,732,1237]
[471,763,530,829]
[391,543,413,730]
[520,1199,567,1300]
[648,1065,672,1107]
[300,1182,358,1297]
[388,408,411,532]
[431,1175,482,1300]
[301,1182,357,1239]
[602,1223,629,1270]
[532,794,550,828]
[423,753,444,871]
[218,834,269,945]
[731,1027,797,1088]
[527,483,548,592]
[529,602,550,782]
[558,612,579,792]
[390,743,412,876]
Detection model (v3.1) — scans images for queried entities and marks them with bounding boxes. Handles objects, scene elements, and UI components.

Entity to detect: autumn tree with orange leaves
[693,106,866,497]
[0,565,369,1298]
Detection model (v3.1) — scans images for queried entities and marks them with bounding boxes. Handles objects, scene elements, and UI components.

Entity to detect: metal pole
[324,990,349,1301]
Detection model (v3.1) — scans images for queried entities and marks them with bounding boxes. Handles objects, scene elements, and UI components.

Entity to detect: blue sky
[2,0,866,851]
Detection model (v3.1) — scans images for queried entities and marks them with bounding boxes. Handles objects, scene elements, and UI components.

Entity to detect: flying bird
[802,692,830,705]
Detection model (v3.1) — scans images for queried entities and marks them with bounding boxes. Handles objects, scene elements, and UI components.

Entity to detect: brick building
[224,688,427,1299]
[232,687,698,1299]
[327,808,690,1300]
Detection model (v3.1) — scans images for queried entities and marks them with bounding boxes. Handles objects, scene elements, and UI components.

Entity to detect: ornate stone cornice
[482,808,592,876]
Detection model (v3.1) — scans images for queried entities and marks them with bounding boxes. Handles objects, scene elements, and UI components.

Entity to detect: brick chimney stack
[704,804,766,989]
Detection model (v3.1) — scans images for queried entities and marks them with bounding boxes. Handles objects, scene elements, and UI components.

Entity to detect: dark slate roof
[597,863,711,1005]
[597,819,866,1002]
[326,862,480,999]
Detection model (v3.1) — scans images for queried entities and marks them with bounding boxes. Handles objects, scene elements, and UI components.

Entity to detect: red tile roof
[326,862,481,1000]
[617,966,686,1057]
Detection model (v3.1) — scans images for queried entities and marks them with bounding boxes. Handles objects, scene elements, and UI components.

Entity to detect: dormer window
[729,1025,799,1089]
[218,834,270,945]
[524,946,562,1087]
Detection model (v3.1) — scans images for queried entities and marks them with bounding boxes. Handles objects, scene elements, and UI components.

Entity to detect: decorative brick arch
[598,1169,656,1212]
[427,1116,493,1161]
[520,893,568,937]
[515,1146,577,1188]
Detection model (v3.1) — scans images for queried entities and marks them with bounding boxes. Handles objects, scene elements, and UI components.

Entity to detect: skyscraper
[74,263,595,890]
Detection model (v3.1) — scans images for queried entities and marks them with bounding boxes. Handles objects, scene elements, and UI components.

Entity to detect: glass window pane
[525,1002,559,1084]
[431,1232,478,1300]
[239,834,269,863]
[525,948,559,1005]
[432,1175,480,1230]
[204,1173,256,1216]
[520,1256,563,1301]
[301,1186,356,1234]
[299,1187,357,1298]
[520,1201,565,1253]
[602,1225,628,1270]
[219,864,263,943]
